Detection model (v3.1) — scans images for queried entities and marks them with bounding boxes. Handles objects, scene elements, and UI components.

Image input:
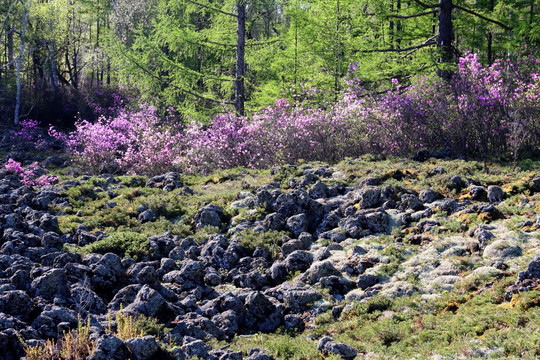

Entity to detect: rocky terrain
[0,147,539,359]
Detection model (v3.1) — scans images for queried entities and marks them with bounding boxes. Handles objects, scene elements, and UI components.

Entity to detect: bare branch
[1,0,18,33]
[412,0,440,9]
[183,0,238,18]
[388,10,438,19]
[454,5,511,30]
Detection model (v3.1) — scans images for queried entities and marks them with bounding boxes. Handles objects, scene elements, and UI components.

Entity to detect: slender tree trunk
[487,0,494,64]
[236,0,246,116]
[15,0,30,125]
[106,0,111,85]
[437,0,453,80]
[389,0,394,50]
[334,0,341,101]
[396,0,402,49]
[7,25,14,72]
[294,0,298,86]
[49,42,59,95]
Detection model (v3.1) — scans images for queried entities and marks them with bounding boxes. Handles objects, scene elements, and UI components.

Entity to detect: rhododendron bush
[51,54,539,175]
[5,159,58,187]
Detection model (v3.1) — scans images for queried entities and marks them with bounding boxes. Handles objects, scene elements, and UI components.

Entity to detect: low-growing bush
[77,231,149,260]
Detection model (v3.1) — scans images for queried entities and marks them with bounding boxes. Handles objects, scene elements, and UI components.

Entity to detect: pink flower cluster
[10,119,49,150]
[5,159,58,187]
[52,105,183,175]
[59,54,539,175]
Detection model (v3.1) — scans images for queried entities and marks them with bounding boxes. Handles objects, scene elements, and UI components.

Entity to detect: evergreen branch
[153,45,235,82]
[183,0,238,18]
[411,0,440,9]
[119,47,233,105]
[453,5,511,31]
[355,36,436,53]
[181,37,280,49]
[387,10,438,19]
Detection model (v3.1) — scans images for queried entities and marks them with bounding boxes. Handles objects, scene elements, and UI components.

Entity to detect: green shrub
[78,231,149,260]
[235,229,289,256]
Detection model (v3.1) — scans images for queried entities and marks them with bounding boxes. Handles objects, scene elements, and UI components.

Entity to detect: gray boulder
[365,210,389,234]
[88,334,130,360]
[286,213,308,237]
[487,185,504,203]
[125,336,160,360]
[299,261,341,285]
[194,204,224,229]
[244,291,283,332]
[122,285,176,321]
[353,186,381,209]
[30,268,70,299]
[283,250,313,273]
[317,336,357,360]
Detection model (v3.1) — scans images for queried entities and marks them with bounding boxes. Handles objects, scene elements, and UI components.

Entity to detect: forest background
[1,0,539,124]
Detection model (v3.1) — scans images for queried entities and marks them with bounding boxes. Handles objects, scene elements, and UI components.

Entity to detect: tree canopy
[0,0,538,123]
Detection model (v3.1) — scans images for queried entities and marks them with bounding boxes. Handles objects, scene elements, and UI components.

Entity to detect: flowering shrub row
[47,53,539,175]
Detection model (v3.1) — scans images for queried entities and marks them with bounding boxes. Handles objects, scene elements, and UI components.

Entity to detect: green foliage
[76,231,149,260]
[234,229,289,256]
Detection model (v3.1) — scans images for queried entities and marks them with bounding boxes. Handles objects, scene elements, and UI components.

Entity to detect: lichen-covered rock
[487,185,504,203]
[317,336,357,360]
[244,291,283,332]
[88,334,130,360]
[483,240,521,260]
[283,250,313,273]
[286,213,308,237]
[299,261,341,285]
[353,185,381,209]
[194,204,224,230]
[124,336,160,360]
[30,268,70,299]
[122,285,176,321]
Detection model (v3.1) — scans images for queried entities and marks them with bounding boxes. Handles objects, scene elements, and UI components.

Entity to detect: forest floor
[1,146,539,359]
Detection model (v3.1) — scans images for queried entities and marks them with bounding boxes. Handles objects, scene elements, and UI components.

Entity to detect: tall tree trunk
[389,0,394,50]
[334,0,341,101]
[294,0,298,86]
[487,0,494,64]
[236,0,246,116]
[49,42,59,95]
[7,25,14,72]
[437,0,453,80]
[15,0,31,125]
[396,0,402,49]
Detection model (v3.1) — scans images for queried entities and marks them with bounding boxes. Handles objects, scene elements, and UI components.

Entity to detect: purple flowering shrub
[5,159,58,187]
[10,119,49,150]
[61,54,539,175]
[344,53,540,159]
[55,105,183,175]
